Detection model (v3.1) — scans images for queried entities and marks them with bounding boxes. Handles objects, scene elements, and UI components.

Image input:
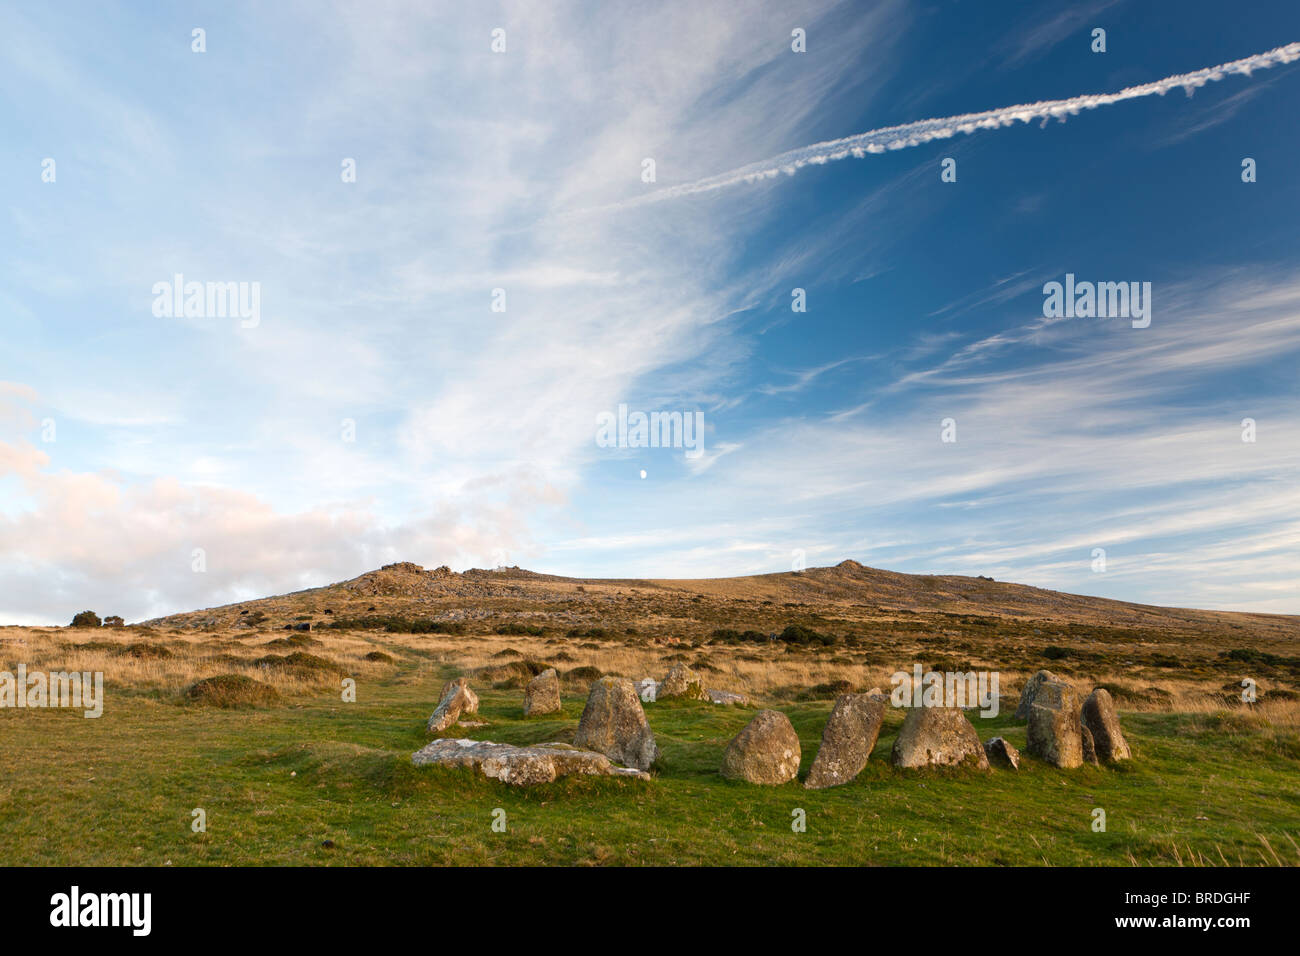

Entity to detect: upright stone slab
[1015,669,1065,720]
[1080,724,1100,766]
[984,736,1021,770]
[659,662,708,700]
[1082,688,1132,761]
[523,668,562,716]
[573,676,659,771]
[1026,678,1083,768]
[890,706,989,769]
[427,677,479,733]
[721,709,801,784]
[805,693,886,789]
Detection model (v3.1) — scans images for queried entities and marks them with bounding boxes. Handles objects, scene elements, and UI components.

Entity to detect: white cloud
[600,42,1300,209]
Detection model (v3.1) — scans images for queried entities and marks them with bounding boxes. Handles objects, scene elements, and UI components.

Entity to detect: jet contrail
[608,42,1300,211]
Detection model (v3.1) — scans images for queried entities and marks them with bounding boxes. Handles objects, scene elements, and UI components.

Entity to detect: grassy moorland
[0,562,1297,866]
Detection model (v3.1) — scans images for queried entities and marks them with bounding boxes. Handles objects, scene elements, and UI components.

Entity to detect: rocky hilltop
[138,559,1300,655]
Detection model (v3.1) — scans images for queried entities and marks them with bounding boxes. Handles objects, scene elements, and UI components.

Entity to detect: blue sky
[3,0,1300,623]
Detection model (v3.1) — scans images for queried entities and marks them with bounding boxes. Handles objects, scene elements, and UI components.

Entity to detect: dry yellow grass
[4,624,1297,729]
[1,626,392,697]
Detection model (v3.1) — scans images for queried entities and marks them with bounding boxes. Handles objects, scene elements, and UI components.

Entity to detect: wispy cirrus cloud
[4,1,1299,623]
[600,42,1300,210]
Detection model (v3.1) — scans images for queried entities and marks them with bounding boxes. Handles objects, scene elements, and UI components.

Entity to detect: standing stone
[1082,688,1132,761]
[659,662,708,700]
[523,668,562,716]
[805,693,886,789]
[1080,724,1100,766]
[636,678,660,703]
[1025,678,1083,768]
[573,677,659,771]
[427,677,480,733]
[721,710,801,784]
[1015,669,1066,720]
[983,736,1021,770]
[891,707,989,769]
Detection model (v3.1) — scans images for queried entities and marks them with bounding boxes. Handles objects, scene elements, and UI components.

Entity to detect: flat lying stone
[411,739,651,785]
[707,689,748,706]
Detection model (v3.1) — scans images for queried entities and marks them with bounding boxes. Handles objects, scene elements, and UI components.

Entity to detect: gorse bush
[1221,647,1300,675]
[777,624,837,646]
[327,615,465,635]
[253,652,348,678]
[70,610,101,628]
[708,624,841,646]
[118,642,173,660]
[186,674,279,708]
[709,628,769,644]
[264,632,319,649]
[565,626,608,639]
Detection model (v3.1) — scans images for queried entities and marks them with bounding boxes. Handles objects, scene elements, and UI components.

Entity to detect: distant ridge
[137,559,1300,642]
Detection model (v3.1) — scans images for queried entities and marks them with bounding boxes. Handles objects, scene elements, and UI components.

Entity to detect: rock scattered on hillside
[1082,688,1132,762]
[427,677,480,733]
[412,739,650,785]
[891,706,989,769]
[573,676,659,771]
[721,709,801,784]
[523,668,562,716]
[805,693,886,789]
[345,562,457,598]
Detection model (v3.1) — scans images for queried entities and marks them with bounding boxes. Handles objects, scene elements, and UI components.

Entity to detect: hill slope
[141,559,1300,648]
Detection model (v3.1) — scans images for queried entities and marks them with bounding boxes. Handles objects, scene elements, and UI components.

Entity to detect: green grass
[1,665,1296,866]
